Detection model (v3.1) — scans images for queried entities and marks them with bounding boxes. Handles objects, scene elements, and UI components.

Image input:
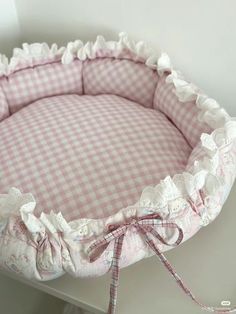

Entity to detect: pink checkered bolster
[83,58,158,108]
[88,213,236,314]
[0,84,9,121]
[1,60,83,114]
[0,94,191,221]
[154,75,212,148]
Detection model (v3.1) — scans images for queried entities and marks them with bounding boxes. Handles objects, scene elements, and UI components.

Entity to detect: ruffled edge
[0,33,153,77]
[0,33,236,242]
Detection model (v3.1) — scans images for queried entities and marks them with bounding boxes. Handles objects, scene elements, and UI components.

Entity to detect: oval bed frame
[0,34,235,313]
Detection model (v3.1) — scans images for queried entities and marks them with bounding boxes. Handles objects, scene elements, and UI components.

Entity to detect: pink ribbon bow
[87,213,183,314]
[88,212,236,314]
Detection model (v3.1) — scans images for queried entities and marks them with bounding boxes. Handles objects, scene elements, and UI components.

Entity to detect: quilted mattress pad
[0,34,235,313]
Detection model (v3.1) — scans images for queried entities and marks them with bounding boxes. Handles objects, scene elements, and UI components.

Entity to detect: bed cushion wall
[1,60,83,114]
[0,84,9,122]
[153,74,212,148]
[83,58,158,107]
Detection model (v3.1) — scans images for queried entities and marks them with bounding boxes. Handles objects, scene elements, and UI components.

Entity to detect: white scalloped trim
[0,34,236,239]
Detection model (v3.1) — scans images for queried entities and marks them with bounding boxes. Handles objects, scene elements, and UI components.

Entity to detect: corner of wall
[0,0,23,56]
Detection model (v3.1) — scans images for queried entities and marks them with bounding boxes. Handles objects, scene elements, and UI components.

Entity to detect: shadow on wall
[2,22,132,56]
[18,22,122,47]
[1,24,128,57]
[0,33,21,56]
[16,20,154,54]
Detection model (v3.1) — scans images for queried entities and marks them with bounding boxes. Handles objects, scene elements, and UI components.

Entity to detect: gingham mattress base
[0,34,236,314]
[0,93,192,222]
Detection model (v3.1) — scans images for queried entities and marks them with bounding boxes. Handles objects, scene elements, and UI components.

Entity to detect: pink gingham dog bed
[0,34,236,313]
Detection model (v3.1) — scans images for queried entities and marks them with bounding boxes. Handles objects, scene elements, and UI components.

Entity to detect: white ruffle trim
[0,33,154,77]
[0,34,236,239]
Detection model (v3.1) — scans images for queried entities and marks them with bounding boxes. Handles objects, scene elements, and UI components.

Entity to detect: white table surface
[1,183,236,314]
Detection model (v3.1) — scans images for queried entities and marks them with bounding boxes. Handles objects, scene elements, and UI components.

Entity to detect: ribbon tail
[108,234,125,314]
[140,227,236,314]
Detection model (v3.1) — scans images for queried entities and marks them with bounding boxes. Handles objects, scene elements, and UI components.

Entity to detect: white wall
[0,0,21,55]
[14,0,236,114]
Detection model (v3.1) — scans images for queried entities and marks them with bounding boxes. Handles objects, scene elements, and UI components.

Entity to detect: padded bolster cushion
[83,58,158,108]
[1,60,83,114]
[154,75,212,148]
[0,83,9,122]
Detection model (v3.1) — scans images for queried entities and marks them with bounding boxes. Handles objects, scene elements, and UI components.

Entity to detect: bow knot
[88,210,236,314]
[87,212,183,313]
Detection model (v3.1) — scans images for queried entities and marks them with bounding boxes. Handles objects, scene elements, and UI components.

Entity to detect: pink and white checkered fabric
[0,94,191,221]
[83,58,158,108]
[154,75,212,148]
[1,60,83,114]
[0,84,9,122]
